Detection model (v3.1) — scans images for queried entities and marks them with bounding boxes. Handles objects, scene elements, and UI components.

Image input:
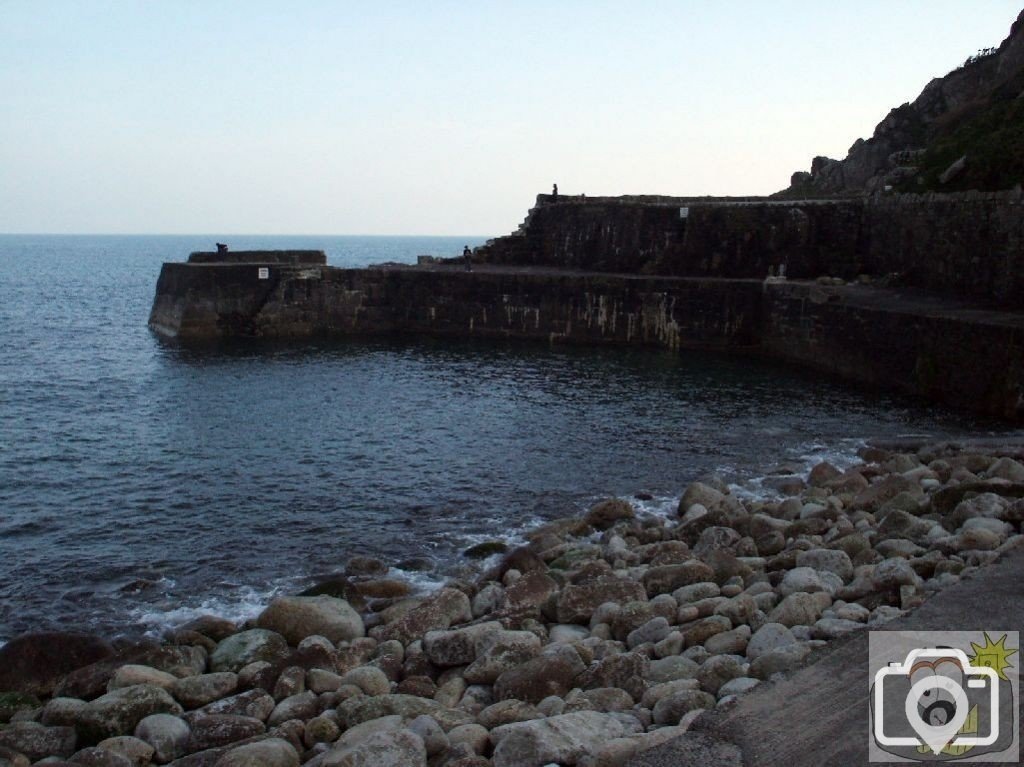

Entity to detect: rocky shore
[1,441,1023,767]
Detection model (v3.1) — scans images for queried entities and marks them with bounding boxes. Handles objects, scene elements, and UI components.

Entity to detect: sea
[0,234,1017,643]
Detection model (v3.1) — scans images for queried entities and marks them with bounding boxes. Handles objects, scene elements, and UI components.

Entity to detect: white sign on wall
[258,267,269,280]
[679,207,689,219]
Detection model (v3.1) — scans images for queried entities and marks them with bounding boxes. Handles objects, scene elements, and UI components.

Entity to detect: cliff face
[778,9,1024,196]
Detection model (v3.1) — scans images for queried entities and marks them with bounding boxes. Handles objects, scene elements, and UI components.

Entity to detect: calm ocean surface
[0,234,1016,641]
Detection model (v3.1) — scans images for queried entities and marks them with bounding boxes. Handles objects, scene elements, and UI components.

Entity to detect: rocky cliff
[778,9,1024,196]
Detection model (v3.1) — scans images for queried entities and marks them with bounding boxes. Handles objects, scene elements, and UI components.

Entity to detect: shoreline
[1,439,1023,766]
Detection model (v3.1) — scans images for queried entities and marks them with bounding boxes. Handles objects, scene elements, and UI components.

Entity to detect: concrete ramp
[629,543,1024,766]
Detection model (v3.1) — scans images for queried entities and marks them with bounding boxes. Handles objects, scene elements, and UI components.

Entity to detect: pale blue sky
[1,1,1019,235]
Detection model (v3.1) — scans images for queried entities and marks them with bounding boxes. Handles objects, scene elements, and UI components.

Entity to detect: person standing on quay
[463,245,473,272]
[552,183,558,199]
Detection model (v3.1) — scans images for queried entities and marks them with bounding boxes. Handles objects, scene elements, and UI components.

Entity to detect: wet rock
[256,597,364,646]
[337,667,389,697]
[210,631,290,674]
[0,633,115,698]
[584,499,635,530]
[178,617,237,643]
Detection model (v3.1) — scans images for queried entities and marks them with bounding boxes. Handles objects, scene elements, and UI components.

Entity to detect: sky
[1,1,1020,235]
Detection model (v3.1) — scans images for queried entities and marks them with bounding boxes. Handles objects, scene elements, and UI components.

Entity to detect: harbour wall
[478,191,1024,306]
[149,263,1024,420]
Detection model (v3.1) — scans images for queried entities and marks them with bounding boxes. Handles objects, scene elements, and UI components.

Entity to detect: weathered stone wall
[149,263,763,349]
[149,261,1024,419]
[187,250,327,264]
[761,282,1024,420]
[477,191,1024,305]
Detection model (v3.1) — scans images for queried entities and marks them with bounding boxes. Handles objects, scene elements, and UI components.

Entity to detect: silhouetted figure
[463,245,473,272]
[552,183,558,199]
[216,242,229,254]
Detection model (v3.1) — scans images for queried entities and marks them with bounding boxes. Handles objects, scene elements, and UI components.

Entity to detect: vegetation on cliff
[777,9,1024,197]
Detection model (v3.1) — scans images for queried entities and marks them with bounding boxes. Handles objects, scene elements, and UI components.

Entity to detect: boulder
[77,685,184,744]
[745,623,798,661]
[476,700,544,730]
[170,674,238,710]
[266,692,317,728]
[108,666,178,693]
[256,596,364,645]
[795,549,854,581]
[209,631,290,674]
[584,499,635,530]
[463,632,542,685]
[768,593,829,628]
[750,643,812,679]
[642,562,715,598]
[556,576,646,624]
[0,722,77,761]
[0,633,115,697]
[340,695,441,728]
[69,746,135,766]
[777,568,828,597]
[494,647,584,704]
[186,715,264,752]
[696,654,747,695]
[319,729,425,767]
[423,622,503,667]
[95,735,155,767]
[134,713,191,763]
[193,690,275,722]
[337,667,390,697]
[214,738,299,767]
[490,711,638,767]
[651,690,716,725]
[370,589,472,645]
[646,656,699,685]
[578,652,648,701]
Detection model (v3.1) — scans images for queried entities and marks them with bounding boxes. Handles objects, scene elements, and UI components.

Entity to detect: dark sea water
[0,234,1017,642]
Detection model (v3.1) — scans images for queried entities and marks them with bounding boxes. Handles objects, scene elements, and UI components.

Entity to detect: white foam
[129,584,280,637]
